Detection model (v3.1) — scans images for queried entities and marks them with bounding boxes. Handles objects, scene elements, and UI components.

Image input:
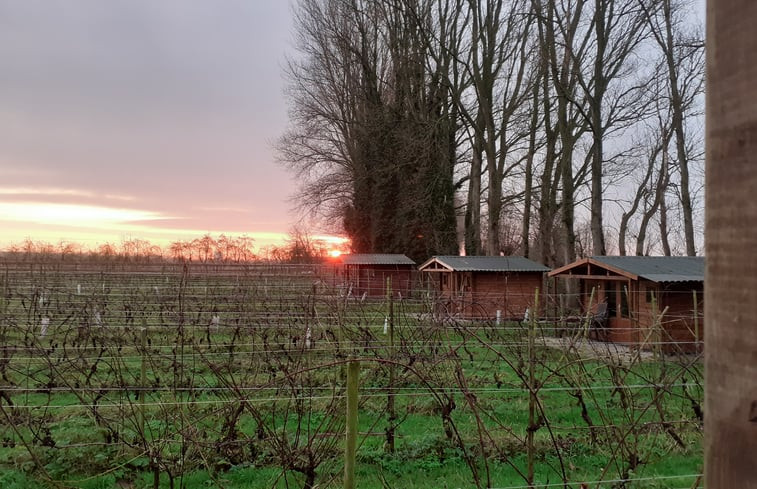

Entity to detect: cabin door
[607,281,633,343]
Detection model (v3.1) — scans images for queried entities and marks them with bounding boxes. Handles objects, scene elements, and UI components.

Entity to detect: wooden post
[706,1,757,485]
[650,293,659,359]
[692,289,699,353]
[344,360,359,489]
[140,327,147,436]
[386,276,396,453]
[0,268,6,315]
[581,287,596,340]
[526,288,539,486]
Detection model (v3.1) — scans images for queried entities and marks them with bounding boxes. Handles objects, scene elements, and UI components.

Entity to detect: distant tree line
[278,0,704,266]
[1,232,336,264]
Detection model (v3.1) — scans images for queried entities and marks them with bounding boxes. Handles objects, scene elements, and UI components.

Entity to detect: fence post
[0,268,6,315]
[140,327,147,436]
[651,294,661,360]
[692,289,699,353]
[527,288,539,486]
[386,277,396,453]
[345,360,360,489]
[581,287,596,341]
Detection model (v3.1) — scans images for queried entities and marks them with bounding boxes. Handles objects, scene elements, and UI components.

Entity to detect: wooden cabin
[335,254,415,298]
[549,256,704,352]
[419,256,550,320]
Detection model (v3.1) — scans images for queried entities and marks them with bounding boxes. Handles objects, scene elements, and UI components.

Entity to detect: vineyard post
[345,360,360,489]
[336,282,345,382]
[651,294,661,360]
[386,276,396,453]
[305,283,315,351]
[527,288,539,486]
[581,287,596,340]
[140,327,147,436]
[0,269,5,314]
[692,289,699,353]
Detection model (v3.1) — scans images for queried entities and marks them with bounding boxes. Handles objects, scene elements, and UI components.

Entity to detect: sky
[0,1,301,250]
[0,1,706,253]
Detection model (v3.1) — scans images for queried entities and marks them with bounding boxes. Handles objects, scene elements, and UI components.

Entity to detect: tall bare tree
[584,0,648,255]
[640,0,704,256]
[279,0,459,261]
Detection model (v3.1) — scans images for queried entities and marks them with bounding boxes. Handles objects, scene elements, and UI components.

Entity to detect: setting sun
[328,249,342,258]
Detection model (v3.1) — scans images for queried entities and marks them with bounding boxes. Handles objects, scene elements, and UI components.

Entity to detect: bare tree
[462,0,535,255]
[640,0,704,256]
[616,0,703,256]
[533,0,593,265]
[584,0,649,255]
[279,0,459,261]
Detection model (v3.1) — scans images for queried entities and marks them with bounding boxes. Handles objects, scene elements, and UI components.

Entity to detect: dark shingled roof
[419,255,550,272]
[339,254,415,266]
[590,256,704,283]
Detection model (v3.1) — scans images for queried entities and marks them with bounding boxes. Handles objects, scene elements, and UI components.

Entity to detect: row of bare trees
[4,236,255,263]
[2,231,338,264]
[279,0,704,266]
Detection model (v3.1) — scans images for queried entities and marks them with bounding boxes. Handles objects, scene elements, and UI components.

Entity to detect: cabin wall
[436,271,543,320]
[471,272,543,319]
[659,282,704,353]
[633,281,703,353]
[343,265,414,298]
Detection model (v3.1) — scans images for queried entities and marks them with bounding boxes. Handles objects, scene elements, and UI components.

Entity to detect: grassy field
[0,262,703,488]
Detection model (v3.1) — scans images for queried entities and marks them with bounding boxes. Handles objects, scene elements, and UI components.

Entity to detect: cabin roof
[338,254,415,266]
[549,256,704,283]
[419,255,550,273]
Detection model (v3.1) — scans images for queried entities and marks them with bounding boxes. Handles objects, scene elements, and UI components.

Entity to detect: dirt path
[540,335,656,363]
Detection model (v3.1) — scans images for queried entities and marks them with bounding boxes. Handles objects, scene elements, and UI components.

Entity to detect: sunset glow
[0,186,135,201]
[0,202,349,253]
[0,202,166,226]
[315,235,350,245]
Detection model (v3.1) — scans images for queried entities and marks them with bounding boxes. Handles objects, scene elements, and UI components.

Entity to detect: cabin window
[441,274,449,288]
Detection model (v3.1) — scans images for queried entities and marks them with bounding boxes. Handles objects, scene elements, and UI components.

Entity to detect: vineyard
[0,261,703,489]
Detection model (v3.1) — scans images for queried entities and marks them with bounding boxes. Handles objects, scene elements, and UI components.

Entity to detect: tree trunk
[486,153,502,255]
[465,132,483,256]
[662,0,696,255]
[522,77,540,258]
[658,195,672,256]
[535,24,558,267]
[636,133,670,255]
[619,142,659,256]
[590,0,607,256]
